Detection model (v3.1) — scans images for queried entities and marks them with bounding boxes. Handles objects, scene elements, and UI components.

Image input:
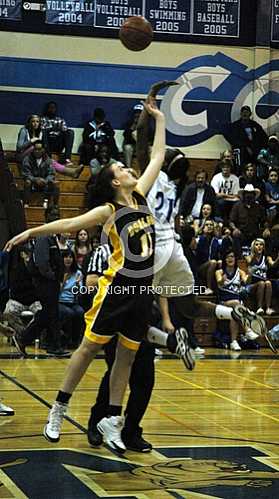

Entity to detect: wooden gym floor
[0,342,279,498]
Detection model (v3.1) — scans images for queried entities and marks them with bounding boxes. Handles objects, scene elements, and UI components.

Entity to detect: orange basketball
[119,16,153,51]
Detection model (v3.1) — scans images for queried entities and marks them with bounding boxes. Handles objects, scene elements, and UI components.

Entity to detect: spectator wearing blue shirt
[59,249,84,348]
[265,169,279,224]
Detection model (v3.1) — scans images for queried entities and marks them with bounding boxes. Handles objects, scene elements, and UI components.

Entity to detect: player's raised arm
[136,100,165,195]
[136,80,179,172]
[4,205,112,252]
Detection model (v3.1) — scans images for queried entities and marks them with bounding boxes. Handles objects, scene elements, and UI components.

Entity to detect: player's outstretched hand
[4,229,31,252]
[143,99,164,120]
[149,80,179,98]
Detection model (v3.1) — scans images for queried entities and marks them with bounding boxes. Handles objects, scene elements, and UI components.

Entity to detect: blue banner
[46,0,94,25]
[95,0,143,29]
[146,0,191,35]
[193,0,240,37]
[272,0,279,41]
[0,0,21,21]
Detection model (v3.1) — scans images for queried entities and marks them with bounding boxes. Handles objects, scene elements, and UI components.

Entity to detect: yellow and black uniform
[85,190,155,350]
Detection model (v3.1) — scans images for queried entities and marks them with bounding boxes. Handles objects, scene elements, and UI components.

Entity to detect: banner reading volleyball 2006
[46,0,94,25]
[0,0,21,20]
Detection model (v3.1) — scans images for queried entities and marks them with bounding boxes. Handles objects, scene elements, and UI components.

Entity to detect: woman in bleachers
[59,249,84,348]
[17,115,48,161]
[193,202,223,235]
[72,229,92,269]
[215,249,256,351]
[245,238,275,315]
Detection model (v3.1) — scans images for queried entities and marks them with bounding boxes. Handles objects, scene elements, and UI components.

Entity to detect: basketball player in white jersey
[136,81,271,347]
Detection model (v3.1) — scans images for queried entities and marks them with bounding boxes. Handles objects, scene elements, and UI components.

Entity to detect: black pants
[24,179,60,205]
[47,130,74,160]
[21,279,61,349]
[88,338,155,438]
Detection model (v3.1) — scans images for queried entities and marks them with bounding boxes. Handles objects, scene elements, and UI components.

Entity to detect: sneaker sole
[175,329,195,371]
[264,332,278,354]
[232,306,265,337]
[43,425,60,443]
[97,422,126,454]
[0,411,14,416]
[125,444,152,453]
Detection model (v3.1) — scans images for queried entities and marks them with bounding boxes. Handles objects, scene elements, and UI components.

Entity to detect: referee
[83,243,156,453]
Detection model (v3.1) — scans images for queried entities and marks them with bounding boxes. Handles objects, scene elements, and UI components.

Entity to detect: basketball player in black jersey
[5,98,191,453]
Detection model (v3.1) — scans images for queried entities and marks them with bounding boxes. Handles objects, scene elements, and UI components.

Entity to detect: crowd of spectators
[1,102,279,354]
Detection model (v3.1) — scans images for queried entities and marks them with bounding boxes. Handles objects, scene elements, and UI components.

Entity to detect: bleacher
[7,154,279,347]
[8,155,217,228]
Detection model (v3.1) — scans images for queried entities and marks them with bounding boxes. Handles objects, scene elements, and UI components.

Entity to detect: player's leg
[97,336,139,453]
[43,335,108,443]
[122,342,155,452]
[88,338,117,447]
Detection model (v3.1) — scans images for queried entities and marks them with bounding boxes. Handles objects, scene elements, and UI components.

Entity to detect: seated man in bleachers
[41,101,74,165]
[210,160,240,223]
[2,245,41,337]
[21,140,60,208]
[80,107,119,165]
[180,169,218,222]
[229,184,270,256]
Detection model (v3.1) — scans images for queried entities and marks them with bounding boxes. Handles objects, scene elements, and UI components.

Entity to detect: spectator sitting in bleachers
[89,144,116,178]
[210,160,240,222]
[16,114,48,162]
[239,163,266,205]
[41,101,74,165]
[215,249,258,351]
[257,135,279,179]
[80,107,119,165]
[196,219,221,295]
[21,140,60,208]
[72,228,92,269]
[59,249,84,348]
[265,168,279,225]
[122,104,146,168]
[193,202,223,235]
[245,238,275,315]
[180,169,217,222]
[12,206,68,357]
[56,233,72,251]
[2,245,41,336]
[214,149,239,175]
[229,184,270,256]
[22,140,59,207]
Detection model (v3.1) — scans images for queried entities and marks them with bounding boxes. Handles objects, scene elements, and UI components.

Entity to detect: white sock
[215,304,233,320]
[147,326,168,347]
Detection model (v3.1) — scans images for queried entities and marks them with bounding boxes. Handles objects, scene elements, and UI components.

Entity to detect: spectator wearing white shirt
[210,160,240,222]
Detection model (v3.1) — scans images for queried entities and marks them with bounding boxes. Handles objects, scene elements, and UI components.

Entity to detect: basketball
[119,16,153,52]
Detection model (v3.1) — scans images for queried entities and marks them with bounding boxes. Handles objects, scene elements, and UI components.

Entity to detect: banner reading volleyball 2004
[45,0,94,25]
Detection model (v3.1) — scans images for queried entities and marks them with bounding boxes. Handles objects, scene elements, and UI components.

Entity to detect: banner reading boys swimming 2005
[0,0,21,21]
[45,0,241,39]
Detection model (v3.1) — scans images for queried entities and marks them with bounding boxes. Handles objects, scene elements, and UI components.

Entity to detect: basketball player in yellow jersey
[4,98,177,453]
